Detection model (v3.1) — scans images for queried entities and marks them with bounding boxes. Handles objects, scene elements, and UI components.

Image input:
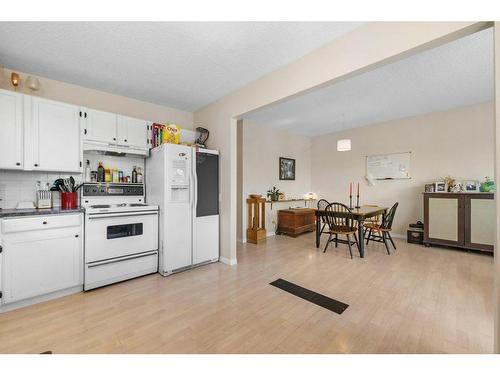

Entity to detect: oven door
[85,210,159,263]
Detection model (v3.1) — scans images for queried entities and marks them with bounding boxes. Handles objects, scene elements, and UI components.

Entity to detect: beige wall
[240,120,312,240]
[310,101,494,236]
[194,22,487,265]
[0,68,193,128]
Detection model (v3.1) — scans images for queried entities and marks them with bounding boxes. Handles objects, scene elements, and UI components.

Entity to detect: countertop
[0,207,85,218]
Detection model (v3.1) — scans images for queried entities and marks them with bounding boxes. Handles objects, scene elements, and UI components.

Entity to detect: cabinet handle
[124,139,127,142]
[84,112,87,118]
[75,234,79,238]
[113,137,116,141]
[34,163,39,167]
[42,221,47,224]
[16,162,21,166]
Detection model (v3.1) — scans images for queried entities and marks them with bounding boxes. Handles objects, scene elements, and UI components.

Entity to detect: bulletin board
[366,152,411,180]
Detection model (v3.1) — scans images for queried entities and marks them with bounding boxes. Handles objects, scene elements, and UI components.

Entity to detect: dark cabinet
[276,208,316,237]
[423,193,494,253]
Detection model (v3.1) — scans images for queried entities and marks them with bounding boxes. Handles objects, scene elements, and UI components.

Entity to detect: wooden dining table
[315,205,388,258]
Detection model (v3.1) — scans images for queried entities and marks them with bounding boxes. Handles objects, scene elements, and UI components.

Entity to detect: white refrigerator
[146,143,219,275]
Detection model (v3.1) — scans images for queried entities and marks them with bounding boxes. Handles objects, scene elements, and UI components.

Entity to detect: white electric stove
[81,183,159,290]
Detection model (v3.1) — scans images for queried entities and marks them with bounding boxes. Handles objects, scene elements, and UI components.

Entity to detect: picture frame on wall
[279,157,296,180]
[464,180,480,192]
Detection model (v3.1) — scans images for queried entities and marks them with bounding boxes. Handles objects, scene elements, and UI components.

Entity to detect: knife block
[36,190,52,209]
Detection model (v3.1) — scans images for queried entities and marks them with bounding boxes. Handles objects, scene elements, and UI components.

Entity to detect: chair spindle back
[381,202,399,230]
[324,202,354,229]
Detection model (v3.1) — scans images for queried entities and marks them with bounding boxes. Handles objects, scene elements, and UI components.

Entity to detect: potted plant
[267,186,280,202]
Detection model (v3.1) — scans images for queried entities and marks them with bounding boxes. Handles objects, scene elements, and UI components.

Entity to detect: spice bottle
[97,162,105,182]
[132,166,137,183]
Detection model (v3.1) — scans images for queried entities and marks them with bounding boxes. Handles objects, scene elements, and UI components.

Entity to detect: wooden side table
[276,208,316,237]
[247,195,267,244]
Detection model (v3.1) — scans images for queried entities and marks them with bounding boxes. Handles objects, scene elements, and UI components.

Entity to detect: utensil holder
[61,192,78,209]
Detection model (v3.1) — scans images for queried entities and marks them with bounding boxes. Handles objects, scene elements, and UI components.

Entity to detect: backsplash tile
[0,170,83,209]
[0,154,146,210]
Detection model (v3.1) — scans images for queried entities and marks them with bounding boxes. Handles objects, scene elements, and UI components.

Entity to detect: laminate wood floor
[0,233,494,353]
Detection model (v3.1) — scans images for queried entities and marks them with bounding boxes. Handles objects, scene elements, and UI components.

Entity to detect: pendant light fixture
[336,113,351,151]
[337,139,351,152]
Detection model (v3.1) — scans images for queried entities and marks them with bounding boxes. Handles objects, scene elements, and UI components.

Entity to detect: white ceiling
[0,22,362,112]
[245,27,494,136]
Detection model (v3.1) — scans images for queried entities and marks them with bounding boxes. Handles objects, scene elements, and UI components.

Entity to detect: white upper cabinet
[83,109,118,144]
[117,115,148,149]
[81,109,149,153]
[30,97,82,173]
[0,89,24,170]
[0,90,151,173]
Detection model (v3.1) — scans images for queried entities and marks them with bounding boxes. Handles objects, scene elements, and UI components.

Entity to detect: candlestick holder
[349,195,353,210]
[355,194,360,209]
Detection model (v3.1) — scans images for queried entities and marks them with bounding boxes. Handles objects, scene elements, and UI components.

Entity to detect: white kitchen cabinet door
[84,109,118,144]
[2,227,83,304]
[0,239,3,306]
[117,115,148,149]
[31,97,82,172]
[0,89,24,170]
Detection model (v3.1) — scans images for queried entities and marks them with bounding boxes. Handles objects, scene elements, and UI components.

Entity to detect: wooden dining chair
[317,199,330,236]
[323,202,359,259]
[363,204,382,235]
[365,202,399,255]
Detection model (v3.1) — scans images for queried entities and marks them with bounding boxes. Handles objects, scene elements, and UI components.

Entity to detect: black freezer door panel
[196,152,219,217]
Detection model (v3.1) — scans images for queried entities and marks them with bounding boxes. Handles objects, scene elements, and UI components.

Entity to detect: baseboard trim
[220,256,237,266]
[0,285,83,314]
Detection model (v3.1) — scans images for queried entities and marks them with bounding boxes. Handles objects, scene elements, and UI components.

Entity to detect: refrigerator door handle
[193,152,198,215]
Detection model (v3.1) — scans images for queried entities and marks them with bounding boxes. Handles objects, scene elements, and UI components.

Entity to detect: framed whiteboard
[366,152,411,180]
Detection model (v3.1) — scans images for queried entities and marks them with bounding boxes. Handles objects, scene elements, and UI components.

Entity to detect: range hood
[83,140,149,157]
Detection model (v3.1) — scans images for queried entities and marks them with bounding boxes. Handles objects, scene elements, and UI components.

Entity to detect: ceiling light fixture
[10,72,20,89]
[0,64,5,87]
[26,76,41,92]
[337,139,351,152]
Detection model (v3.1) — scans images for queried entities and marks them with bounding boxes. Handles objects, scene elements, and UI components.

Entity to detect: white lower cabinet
[0,214,83,307]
